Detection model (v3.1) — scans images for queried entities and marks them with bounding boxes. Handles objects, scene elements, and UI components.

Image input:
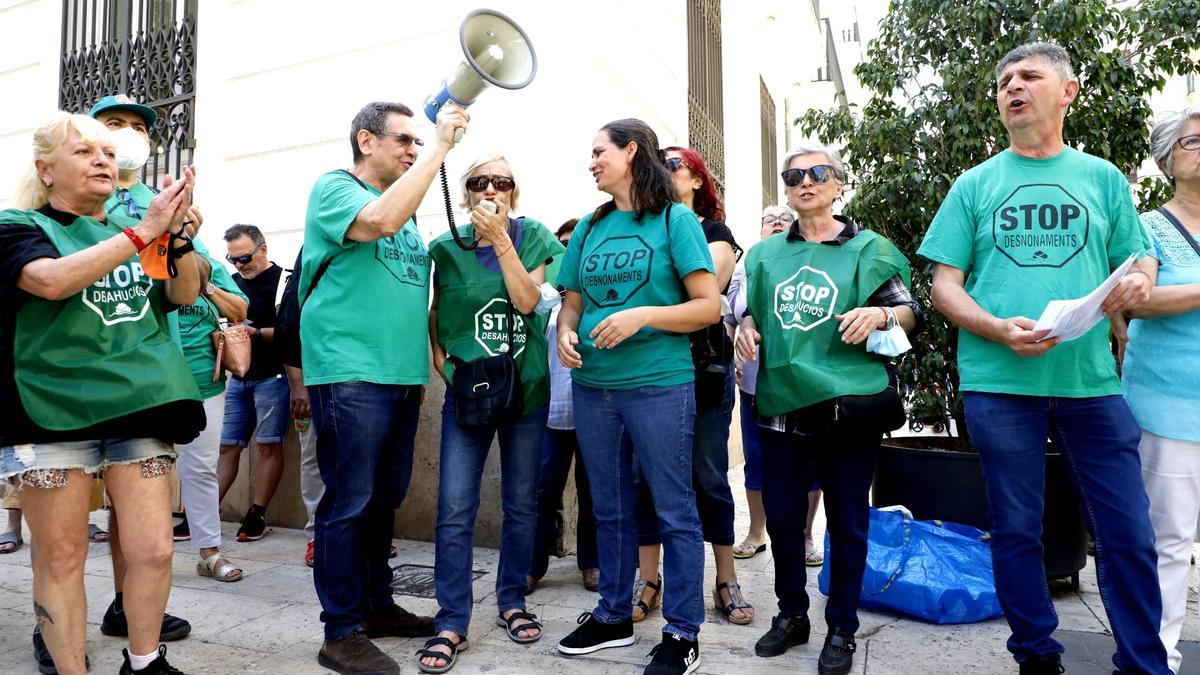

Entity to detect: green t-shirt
[172,239,248,399]
[429,218,564,413]
[917,147,1148,397]
[299,170,432,386]
[558,204,715,390]
[104,182,157,231]
[544,253,563,288]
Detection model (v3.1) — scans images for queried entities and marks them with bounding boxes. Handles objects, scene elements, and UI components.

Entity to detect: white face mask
[110,127,150,171]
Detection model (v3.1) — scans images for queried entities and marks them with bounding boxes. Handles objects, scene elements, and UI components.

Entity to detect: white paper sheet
[1033,254,1137,342]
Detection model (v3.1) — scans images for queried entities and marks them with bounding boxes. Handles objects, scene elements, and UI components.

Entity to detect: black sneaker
[101,597,192,641]
[32,625,90,675]
[237,504,267,542]
[172,517,190,542]
[645,632,700,675]
[755,614,810,657]
[817,629,856,675]
[1019,655,1065,674]
[118,645,185,675]
[556,611,635,655]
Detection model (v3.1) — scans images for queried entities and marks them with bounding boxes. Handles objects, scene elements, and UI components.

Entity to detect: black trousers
[759,425,880,633]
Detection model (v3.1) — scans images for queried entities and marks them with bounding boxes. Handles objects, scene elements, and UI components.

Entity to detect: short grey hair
[995,41,1075,83]
[1150,105,1200,183]
[781,141,846,182]
[224,224,265,248]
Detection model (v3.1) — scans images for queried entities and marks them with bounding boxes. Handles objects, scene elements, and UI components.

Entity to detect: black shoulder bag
[449,296,524,432]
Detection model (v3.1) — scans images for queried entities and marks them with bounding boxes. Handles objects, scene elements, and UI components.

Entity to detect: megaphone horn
[423,8,538,129]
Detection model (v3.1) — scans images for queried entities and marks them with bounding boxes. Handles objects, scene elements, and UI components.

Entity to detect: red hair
[665,146,725,222]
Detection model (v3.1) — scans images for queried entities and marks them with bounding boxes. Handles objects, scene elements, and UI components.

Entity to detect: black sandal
[631,574,662,623]
[415,635,468,674]
[713,580,754,625]
[495,610,543,644]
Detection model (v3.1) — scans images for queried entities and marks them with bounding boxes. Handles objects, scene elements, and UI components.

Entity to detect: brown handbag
[211,323,253,381]
[204,292,254,381]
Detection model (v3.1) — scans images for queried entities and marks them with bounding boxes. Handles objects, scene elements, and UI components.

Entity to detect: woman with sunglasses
[628,146,754,628]
[736,142,922,673]
[729,205,823,568]
[420,154,564,673]
[1120,106,1200,673]
[555,119,719,675]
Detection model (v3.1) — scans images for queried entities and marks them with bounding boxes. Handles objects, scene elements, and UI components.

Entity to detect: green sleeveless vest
[429,219,560,414]
[2,208,200,430]
[746,229,910,417]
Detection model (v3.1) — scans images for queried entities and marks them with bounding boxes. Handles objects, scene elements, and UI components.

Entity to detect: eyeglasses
[1178,135,1200,151]
[665,157,686,172]
[762,213,795,226]
[465,175,516,193]
[781,165,837,187]
[108,189,143,218]
[226,253,255,265]
[375,131,424,147]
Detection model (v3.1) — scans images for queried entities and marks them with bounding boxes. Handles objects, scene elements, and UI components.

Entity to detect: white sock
[129,650,158,671]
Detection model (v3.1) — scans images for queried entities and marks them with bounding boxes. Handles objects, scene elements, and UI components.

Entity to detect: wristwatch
[882,307,897,331]
[204,283,216,296]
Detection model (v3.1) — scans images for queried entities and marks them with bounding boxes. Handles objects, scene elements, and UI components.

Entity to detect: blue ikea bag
[817,507,1003,624]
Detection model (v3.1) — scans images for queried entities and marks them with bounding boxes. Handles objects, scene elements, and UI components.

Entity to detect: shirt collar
[786,214,858,245]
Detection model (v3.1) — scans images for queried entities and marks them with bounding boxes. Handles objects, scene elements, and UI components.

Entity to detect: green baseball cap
[89,94,157,127]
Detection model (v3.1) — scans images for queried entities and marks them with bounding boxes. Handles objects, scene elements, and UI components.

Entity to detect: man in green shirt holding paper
[918,42,1168,674]
[300,100,468,675]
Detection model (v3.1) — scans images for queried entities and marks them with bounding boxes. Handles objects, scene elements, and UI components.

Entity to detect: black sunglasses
[781,165,837,187]
[375,131,424,147]
[465,175,516,193]
[665,157,686,172]
[226,253,255,265]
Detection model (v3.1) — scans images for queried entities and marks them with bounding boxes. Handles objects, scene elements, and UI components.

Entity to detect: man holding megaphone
[299,100,467,675]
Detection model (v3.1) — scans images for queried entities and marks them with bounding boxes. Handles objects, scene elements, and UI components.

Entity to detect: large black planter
[872,443,1088,589]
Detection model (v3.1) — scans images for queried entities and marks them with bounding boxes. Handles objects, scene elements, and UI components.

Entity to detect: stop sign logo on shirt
[582,235,654,308]
[474,297,527,357]
[774,265,839,331]
[992,184,1090,268]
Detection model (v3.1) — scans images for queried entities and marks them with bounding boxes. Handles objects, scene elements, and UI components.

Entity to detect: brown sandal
[630,574,662,623]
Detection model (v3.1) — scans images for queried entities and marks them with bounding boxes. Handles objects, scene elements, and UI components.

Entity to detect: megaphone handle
[453,127,465,144]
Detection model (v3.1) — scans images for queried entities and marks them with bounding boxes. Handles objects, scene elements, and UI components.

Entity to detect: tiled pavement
[2,465,1199,674]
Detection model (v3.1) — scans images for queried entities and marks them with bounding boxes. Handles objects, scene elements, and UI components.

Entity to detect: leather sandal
[415,635,468,674]
[495,610,542,643]
[631,574,662,623]
[197,552,242,582]
[713,580,754,625]
[733,540,767,559]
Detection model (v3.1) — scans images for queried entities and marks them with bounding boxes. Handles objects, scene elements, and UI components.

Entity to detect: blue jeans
[220,373,291,446]
[964,393,1169,672]
[573,382,705,641]
[310,382,420,641]
[760,426,877,632]
[434,388,547,636]
[635,363,736,546]
[530,427,598,579]
[739,390,764,491]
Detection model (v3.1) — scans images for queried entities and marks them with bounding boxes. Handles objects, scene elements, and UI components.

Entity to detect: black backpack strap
[1157,206,1200,259]
[302,170,371,307]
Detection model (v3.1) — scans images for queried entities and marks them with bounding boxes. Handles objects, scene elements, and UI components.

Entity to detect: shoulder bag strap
[302,170,369,307]
[1156,206,1200,259]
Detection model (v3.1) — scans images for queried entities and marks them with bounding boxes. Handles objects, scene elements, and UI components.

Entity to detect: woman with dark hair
[630,146,754,627]
[555,118,720,675]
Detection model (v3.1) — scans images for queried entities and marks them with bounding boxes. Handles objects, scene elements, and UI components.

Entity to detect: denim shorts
[220,373,291,446]
[1,438,175,487]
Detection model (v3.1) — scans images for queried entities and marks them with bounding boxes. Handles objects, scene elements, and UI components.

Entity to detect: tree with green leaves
[800,0,1200,443]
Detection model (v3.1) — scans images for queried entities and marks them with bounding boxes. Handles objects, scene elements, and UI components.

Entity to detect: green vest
[746,229,910,417]
[2,208,200,430]
[429,220,560,414]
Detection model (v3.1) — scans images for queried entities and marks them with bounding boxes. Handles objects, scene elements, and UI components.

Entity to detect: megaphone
[424,8,538,133]
[426,9,537,251]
